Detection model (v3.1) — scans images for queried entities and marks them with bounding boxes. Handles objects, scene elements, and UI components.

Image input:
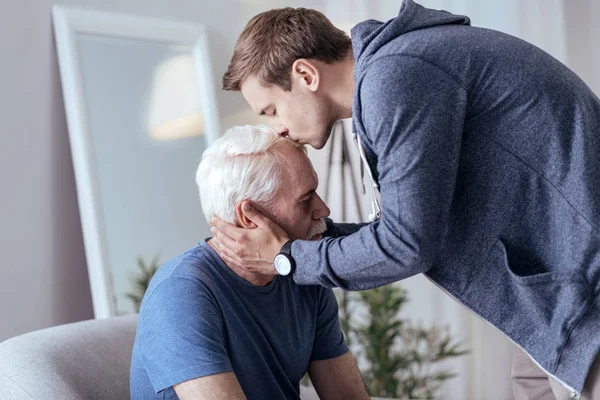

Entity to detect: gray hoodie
[291,0,600,392]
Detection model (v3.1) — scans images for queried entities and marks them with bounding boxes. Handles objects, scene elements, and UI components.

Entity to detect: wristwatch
[273,239,295,276]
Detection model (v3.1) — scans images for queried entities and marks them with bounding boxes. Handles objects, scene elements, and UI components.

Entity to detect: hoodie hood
[351,0,470,68]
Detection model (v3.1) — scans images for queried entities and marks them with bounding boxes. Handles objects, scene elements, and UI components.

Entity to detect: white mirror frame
[52,6,221,318]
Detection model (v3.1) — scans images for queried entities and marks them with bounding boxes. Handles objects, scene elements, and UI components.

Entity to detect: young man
[212,1,600,399]
[129,125,369,400]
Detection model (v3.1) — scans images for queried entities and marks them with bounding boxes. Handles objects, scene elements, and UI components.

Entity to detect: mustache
[307,219,327,239]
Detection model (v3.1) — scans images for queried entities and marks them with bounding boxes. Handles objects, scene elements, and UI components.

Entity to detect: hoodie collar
[350,0,470,72]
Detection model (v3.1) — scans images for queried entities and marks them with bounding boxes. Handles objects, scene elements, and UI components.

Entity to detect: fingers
[212,235,275,275]
[211,234,245,269]
[210,210,287,277]
[211,216,245,242]
[211,232,279,276]
[211,225,240,253]
[219,250,245,270]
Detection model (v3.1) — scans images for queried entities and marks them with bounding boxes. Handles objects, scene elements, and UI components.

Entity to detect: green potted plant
[126,255,161,313]
[346,283,468,399]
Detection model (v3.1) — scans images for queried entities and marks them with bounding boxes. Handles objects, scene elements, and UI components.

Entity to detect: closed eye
[259,108,276,117]
[299,192,314,208]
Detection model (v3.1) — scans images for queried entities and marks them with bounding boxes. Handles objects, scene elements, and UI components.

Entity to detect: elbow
[389,248,434,277]
[377,227,437,277]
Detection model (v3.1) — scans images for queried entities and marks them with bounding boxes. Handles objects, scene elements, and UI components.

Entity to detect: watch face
[274,254,292,276]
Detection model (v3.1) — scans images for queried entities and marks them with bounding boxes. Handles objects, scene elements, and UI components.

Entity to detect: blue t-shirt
[130,240,348,400]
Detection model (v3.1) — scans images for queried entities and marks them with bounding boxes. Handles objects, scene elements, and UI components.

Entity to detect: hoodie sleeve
[292,55,467,290]
[323,218,369,238]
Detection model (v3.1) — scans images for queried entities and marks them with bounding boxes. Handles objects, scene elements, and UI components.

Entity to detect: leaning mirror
[53,6,220,318]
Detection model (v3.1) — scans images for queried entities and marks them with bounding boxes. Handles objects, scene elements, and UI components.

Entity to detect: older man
[129,125,369,400]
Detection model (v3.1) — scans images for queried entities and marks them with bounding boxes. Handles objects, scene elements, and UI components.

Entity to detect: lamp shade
[148,54,204,140]
[222,106,269,129]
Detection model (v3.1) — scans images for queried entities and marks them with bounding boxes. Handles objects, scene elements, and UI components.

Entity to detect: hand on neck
[207,238,275,286]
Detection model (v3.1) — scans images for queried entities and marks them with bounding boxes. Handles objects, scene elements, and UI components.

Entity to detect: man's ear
[291,59,320,92]
[235,201,258,229]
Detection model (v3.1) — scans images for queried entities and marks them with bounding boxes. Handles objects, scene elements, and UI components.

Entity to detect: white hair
[195,125,306,224]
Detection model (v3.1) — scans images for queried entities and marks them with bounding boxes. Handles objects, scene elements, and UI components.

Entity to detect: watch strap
[279,239,294,256]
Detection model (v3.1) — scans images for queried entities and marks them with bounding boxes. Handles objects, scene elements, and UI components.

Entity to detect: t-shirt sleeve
[311,288,349,361]
[137,276,233,394]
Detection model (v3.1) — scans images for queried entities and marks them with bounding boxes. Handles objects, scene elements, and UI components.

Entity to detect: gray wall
[564,0,600,95]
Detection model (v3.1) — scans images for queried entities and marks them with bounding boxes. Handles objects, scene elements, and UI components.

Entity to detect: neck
[325,52,355,119]
[207,239,274,286]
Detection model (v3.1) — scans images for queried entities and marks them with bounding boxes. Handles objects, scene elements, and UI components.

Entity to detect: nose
[312,192,330,220]
[275,125,289,137]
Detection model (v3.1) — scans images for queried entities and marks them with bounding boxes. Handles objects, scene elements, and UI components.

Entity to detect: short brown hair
[222,8,352,92]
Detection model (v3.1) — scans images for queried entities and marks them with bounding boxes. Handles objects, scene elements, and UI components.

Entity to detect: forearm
[293,215,435,290]
[309,352,369,400]
[292,166,458,290]
[324,218,369,238]
[174,372,247,400]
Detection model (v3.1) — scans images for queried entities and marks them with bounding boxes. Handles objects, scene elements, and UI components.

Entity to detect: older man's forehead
[275,146,316,193]
[295,163,319,197]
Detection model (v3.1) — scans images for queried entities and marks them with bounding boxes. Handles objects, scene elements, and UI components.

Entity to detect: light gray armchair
[0,315,388,400]
[0,314,137,400]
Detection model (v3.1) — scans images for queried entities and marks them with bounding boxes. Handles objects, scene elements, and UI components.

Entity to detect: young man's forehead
[241,79,272,113]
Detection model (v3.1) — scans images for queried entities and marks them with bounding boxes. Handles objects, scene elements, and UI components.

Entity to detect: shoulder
[146,244,220,295]
[139,244,224,317]
[310,286,338,309]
